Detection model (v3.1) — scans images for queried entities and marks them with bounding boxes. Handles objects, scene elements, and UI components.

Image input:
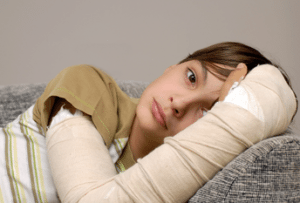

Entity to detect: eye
[187,68,196,84]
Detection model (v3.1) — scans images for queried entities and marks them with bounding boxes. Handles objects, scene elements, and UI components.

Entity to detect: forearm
[46,116,119,202]
[114,102,264,202]
[47,103,263,202]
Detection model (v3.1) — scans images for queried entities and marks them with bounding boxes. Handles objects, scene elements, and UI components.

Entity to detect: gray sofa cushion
[188,133,300,202]
[0,83,47,128]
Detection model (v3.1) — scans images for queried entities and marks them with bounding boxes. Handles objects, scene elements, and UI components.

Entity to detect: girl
[1,42,297,202]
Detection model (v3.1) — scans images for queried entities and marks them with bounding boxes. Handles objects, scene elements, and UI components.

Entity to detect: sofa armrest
[188,134,300,202]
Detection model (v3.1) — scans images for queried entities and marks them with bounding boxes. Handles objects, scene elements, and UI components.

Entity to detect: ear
[219,63,248,101]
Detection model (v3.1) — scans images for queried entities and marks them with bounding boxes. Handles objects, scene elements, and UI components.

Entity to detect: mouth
[152,99,167,129]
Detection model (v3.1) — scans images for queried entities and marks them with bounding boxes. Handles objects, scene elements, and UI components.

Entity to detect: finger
[219,63,248,101]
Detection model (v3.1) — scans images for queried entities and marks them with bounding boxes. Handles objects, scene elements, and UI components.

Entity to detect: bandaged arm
[46,65,297,202]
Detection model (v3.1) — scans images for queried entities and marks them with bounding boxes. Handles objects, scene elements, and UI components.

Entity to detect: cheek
[135,103,155,131]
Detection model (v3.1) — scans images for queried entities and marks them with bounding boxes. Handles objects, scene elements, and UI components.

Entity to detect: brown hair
[179,41,298,122]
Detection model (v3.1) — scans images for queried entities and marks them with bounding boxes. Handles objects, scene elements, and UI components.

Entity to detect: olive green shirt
[33,64,138,169]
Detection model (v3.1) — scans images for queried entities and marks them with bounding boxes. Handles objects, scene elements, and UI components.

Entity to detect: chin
[136,107,166,142]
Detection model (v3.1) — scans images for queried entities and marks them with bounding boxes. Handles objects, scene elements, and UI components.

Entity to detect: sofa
[1,82,300,202]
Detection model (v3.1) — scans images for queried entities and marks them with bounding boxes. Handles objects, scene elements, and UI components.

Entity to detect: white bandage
[223,82,265,122]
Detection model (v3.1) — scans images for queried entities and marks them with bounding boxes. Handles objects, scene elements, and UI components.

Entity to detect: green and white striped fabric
[0,105,129,202]
[0,105,59,202]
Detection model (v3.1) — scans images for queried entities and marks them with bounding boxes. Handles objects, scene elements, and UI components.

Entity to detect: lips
[152,99,167,129]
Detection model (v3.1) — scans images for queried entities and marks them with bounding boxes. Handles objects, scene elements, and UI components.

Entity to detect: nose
[169,93,201,118]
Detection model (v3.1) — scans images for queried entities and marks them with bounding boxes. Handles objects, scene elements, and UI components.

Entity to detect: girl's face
[135,60,225,145]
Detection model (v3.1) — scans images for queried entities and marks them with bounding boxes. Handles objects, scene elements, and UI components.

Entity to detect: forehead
[184,59,201,67]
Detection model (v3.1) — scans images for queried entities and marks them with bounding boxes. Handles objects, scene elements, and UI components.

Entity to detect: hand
[219,63,248,101]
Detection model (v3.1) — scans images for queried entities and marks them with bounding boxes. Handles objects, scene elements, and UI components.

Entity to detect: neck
[129,117,160,161]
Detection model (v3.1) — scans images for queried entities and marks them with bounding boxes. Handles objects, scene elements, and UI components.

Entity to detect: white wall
[1,0,300,133]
